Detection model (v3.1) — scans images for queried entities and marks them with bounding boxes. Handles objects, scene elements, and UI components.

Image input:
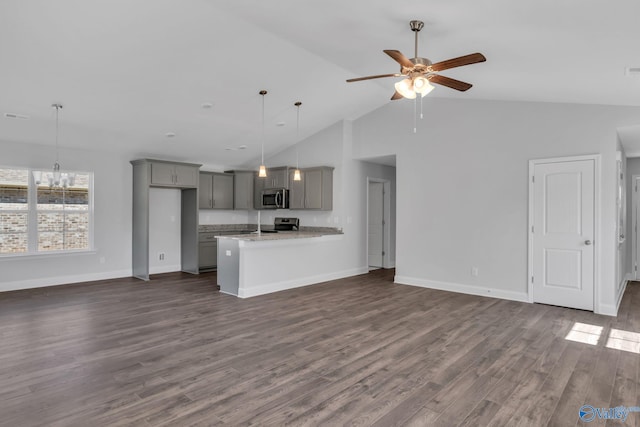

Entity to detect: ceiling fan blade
[383,50,414,69]
[428,74,473,91]
[429,53,486,72]
[391,91,403,100]
[346,73,402,83]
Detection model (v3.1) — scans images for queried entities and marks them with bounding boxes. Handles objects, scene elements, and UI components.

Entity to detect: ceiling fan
[346,20,486,100]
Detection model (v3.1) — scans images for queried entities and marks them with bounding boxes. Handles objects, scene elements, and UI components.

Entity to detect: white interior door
[368,182,384,268]
[531,159,595,310]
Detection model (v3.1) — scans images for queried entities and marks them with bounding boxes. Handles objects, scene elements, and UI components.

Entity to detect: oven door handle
[275,192,281,208]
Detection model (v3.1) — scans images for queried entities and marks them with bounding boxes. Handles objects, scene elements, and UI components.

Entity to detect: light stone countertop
[215,229,343,242]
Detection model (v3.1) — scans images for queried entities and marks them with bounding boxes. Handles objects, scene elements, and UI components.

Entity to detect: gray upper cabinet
[289,166,334,210]
[254,174,266,209]
[269,167,289,189]
[198,174,213,209]
[256,166,290,190]
[233,171,254,210]
[199,172,233,209]
[288,171,305,209]
[150,161,198,187]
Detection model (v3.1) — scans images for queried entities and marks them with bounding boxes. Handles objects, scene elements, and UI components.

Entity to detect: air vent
[626,67,640,76]
[4,112,30,119]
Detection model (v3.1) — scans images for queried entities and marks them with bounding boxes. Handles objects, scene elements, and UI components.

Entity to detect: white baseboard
[149,264,182,275]
[0,269,133,293]
[598,274,632,316]
[394,275,529,303]
[238,267,369,298]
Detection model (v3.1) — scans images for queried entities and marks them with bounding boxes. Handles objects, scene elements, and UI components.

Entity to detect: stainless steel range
[261,217,299,233]
[274,217,299,231]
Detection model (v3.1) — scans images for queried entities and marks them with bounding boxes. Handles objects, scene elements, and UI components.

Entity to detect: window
[0,167,92,255]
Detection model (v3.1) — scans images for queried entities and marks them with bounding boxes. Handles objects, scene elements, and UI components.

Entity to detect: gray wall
[353,96,640,314]
[0,140,132,291]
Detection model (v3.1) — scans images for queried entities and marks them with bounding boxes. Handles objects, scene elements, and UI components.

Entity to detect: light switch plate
[226,250,231,256]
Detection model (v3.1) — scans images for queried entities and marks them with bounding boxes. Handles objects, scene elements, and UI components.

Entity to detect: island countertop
[215,228,343,242]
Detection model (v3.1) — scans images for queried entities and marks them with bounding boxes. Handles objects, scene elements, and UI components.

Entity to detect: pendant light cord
[53,104,62,164]
[260,91,266,165]
[413,98,417,134]
[295,101,302,169]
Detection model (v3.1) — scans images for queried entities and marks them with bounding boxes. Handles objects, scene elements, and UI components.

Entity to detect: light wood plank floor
[1,270,639,426]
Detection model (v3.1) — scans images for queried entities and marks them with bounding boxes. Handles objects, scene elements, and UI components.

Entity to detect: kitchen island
[216,228,363,298]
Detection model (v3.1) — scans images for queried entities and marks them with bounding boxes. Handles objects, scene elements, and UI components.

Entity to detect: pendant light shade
[258,90,268,178]
[293,101,302,181]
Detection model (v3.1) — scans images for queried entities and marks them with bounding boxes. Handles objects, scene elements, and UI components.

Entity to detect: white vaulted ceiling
[1,0,640,168]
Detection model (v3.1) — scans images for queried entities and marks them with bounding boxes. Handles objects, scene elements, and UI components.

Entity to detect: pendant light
[293,101,302,181]
[33,103,75,188]
[258,90,268,178]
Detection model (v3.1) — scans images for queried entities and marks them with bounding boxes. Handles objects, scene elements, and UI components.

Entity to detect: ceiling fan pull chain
[413,97,417,133]
[420,95,424,119]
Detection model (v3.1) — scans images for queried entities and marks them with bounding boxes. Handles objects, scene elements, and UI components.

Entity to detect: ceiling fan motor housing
[410,20,424,32]
[402,57,432,76]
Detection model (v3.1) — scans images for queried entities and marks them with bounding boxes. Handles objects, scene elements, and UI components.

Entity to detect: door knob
[585,240,592,245]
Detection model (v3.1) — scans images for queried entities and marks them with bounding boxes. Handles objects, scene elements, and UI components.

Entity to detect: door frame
[632,175,640,280]
[527,154,601,311]
[366,177,392,269]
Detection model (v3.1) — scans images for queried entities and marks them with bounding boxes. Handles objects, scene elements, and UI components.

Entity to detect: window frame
[0,165,94,257]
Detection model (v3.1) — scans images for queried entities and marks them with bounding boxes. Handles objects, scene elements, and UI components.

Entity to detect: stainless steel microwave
[261,188,289,209]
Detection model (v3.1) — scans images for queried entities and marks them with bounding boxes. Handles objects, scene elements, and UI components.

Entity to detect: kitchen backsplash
[199,210,250,225]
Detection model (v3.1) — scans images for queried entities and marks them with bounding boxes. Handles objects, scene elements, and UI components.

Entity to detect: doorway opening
[367,178,392,269]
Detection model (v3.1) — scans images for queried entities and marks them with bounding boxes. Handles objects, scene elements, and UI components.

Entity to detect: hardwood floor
[1,270,639,426]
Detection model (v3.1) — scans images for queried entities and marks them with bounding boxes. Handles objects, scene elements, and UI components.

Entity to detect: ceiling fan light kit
[346,20,486,100]
[394,78,416,99]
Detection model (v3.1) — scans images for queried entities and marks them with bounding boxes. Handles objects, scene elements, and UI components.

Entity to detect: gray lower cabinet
[233,171,254,210]
[150,161,199,187]
[198,233,217,270]
[199,172,234,209]
[288,166,333,210]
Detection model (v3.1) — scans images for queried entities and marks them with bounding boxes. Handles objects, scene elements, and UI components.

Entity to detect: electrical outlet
[159,253,165,261]
[471,267,479,277]
[226,250,231,256]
